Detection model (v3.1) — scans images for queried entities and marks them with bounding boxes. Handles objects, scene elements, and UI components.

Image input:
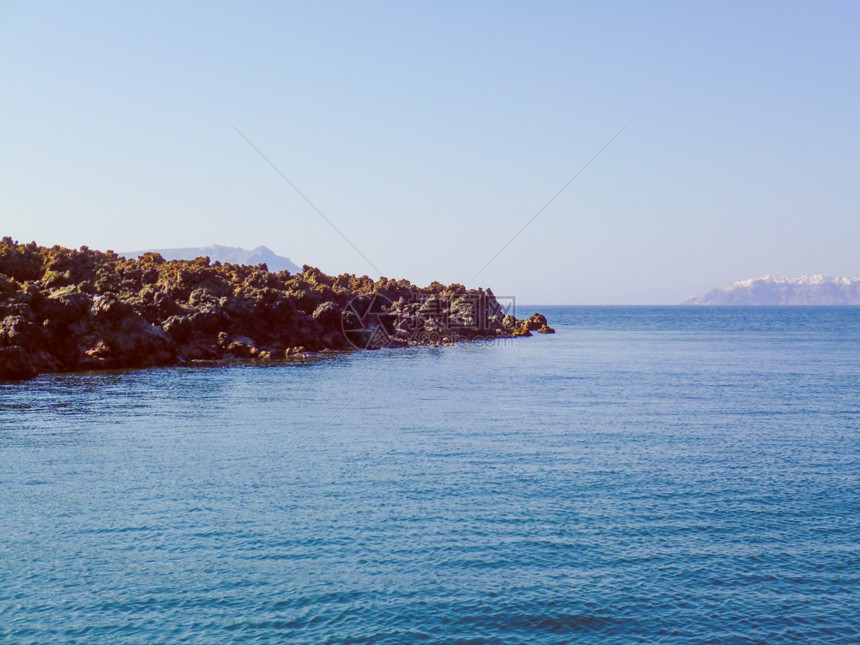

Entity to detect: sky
[1,1,858,304]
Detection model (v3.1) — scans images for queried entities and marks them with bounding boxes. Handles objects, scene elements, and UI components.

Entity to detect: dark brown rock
[91,295,128,324]
[0,315,37,349]
[524,313,548,331]
[0,237,554,379]
[162,315,193,343]
[0,345,36,380]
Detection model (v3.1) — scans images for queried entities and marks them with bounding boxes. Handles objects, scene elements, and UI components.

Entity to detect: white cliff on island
[685,275,860,305]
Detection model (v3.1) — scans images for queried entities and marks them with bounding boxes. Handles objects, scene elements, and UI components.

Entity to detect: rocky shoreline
[0,238,554,381]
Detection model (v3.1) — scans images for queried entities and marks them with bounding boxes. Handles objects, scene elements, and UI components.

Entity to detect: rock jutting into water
[0,238,553,381]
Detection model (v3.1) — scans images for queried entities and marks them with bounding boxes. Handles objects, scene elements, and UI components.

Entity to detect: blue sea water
[1,306,859,644]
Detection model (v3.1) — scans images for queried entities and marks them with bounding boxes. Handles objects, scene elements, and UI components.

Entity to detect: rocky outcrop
[0,238,553,381]
[511,313,556,337]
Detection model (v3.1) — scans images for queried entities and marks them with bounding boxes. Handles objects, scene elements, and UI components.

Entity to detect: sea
[1,306,858,644]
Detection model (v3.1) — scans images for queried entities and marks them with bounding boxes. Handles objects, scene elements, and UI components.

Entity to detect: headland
[0,238,553,381]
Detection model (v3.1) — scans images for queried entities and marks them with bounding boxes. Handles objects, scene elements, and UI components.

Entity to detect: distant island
[121,244,301,274]
[685,275,860,305]
[0,238,553,381]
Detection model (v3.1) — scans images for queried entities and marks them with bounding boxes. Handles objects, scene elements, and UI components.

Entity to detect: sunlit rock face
[0,238,551,380]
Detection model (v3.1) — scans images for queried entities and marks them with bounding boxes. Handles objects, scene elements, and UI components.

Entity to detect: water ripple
[1,308,859,643]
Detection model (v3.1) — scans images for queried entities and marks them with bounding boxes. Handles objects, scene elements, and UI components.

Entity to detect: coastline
[0,238,553,381]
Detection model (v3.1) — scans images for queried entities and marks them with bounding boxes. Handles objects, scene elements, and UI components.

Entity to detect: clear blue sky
[1,1,858,303]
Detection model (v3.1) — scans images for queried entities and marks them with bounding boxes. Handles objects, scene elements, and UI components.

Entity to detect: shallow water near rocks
[1,306,859,643]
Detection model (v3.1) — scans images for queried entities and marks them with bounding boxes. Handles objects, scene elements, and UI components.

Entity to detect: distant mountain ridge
[121,245,301,274]
[685,275,860,305]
